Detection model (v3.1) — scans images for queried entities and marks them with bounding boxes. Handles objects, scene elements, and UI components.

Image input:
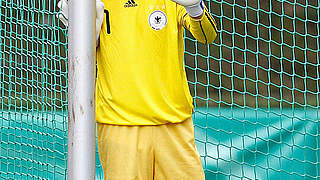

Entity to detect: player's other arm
[175,1,218,44]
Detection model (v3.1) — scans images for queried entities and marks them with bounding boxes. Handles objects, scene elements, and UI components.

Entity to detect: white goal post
[67,0,96,179]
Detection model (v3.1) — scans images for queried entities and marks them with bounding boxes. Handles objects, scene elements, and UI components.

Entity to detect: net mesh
[0,0,68,179]
[0,0,319,179]
[184,0,319,179]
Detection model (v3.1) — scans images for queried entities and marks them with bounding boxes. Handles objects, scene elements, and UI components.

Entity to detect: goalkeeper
[58,0,217,179]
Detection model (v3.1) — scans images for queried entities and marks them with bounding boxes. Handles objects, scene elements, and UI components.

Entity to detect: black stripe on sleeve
[183,12,188,19]
[199,21,207,44]
[205,12,218,34]
[182,12,188,29]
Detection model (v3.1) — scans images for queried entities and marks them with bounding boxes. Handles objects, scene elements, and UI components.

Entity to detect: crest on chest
[149,10,167,31]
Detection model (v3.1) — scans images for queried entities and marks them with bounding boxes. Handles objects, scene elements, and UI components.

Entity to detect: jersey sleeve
[177,5,218,44]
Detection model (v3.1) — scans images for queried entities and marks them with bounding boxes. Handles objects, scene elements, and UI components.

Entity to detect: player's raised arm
[173,0,218,44]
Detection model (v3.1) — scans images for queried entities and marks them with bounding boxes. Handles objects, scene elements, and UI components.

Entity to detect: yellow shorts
[97,118,205,180]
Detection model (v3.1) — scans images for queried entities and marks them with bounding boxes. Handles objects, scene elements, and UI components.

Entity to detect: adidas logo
[124,0,138,8]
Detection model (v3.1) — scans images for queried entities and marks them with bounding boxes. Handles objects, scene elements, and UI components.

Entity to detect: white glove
[57,0,68,26]
[171,0,205,18]
[57,0,105,45]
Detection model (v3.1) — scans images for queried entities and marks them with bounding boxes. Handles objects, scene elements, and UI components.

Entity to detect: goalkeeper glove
[171,0,205,18]
[57,0,105,45]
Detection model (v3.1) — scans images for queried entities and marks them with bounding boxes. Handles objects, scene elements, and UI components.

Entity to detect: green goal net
[0,0,319,179]
[0,0,69,179]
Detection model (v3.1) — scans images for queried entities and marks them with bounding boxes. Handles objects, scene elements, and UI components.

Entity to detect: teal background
[1,0,320,179]
[1,108,319,179]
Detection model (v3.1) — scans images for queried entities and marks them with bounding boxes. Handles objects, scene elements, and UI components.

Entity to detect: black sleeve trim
[205,12,218,34]
[182,12,188,29]
[199,21,207,44]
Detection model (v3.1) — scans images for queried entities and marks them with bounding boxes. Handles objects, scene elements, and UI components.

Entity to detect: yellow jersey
[96,0,217,125]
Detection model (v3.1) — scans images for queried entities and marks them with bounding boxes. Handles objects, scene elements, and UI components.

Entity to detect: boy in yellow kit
[58,0,217,179]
